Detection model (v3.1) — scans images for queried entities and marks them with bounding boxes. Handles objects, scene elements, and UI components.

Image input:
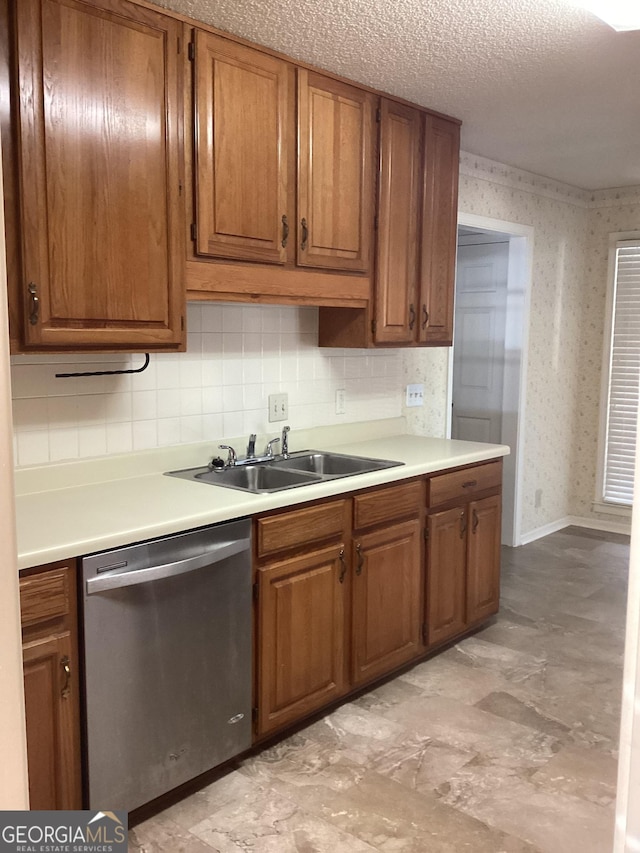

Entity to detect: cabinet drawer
[353,480,423,529]
[257,499,349,559]
[20,568,71,629]
[427,460,502,508]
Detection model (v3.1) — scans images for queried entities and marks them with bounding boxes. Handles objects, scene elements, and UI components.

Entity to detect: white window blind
[603,242,640,505]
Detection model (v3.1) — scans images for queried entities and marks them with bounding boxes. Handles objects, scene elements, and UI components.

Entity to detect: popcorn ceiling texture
[158,0,640,189]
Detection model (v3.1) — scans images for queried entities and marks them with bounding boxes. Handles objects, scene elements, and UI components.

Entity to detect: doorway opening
[447,214,533,547]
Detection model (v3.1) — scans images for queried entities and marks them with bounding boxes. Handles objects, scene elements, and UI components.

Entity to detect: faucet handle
[246,433,257,458]
[281,425,290,458]
[264,437,280,458]
[218,444,237,467]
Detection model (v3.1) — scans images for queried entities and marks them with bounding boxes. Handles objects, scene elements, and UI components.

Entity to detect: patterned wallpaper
[573,200,640,521]
[405,153,640,536]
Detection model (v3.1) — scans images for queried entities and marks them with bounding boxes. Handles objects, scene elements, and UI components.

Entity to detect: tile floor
[130,526,629,853]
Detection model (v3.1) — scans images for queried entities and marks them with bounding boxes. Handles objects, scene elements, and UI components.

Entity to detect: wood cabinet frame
[7,0,186,352]
[20,560,82,810]
[425,460,503,648]
[254,462,500,741]
[253,479,425,739]
[2,0,460,348]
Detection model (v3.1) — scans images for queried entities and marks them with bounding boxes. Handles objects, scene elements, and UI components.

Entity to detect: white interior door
[452,242,509,444]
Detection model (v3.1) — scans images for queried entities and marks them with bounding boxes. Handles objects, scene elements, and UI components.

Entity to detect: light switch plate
[268,393,288,422]
[406,383,424,407]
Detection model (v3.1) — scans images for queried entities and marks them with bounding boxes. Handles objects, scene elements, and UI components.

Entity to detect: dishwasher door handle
[86,538,251,594]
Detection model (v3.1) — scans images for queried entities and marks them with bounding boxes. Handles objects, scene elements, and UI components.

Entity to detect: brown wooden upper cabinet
[191,33,375,276]
[420,115,460,345]
[9,0,186,351]
[374,100,422,345]
[318,104,460,348]
[193,32,291,265]
[297,71,375,272]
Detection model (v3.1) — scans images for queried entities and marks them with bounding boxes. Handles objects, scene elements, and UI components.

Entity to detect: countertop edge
[16,435,509,571]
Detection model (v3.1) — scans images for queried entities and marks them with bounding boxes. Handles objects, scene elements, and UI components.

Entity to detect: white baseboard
[519,514,631,545]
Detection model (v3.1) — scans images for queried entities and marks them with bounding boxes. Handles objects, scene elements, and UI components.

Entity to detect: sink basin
[168,463,321,494]
[166,450,403,494]
[274,450,402,478]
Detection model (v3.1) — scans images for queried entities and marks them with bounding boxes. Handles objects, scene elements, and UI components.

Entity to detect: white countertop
[14,420,509,570]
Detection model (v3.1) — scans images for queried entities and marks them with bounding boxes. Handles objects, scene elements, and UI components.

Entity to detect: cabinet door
[20,561,82,809]
[297,71,375,272]
[23,632,81,809]
[426,506,467,647]
[373,99,422,344]
[16,0,184,349]
[351,518,422,686]
[419,115,460,345]
[256,544,348,736]
[194,32,291,264]
[467,494,502,624]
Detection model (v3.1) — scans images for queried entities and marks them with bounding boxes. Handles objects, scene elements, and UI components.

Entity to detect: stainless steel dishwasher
[81,518,252,812]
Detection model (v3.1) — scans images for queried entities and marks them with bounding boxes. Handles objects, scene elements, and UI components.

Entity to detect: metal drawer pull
[460,511,467,539]
[355,543,364,575]
[422,304,429,329]
[462,480,477,489]
[28,282,39,325]
[281,214,289,248]
[338,548,347,583]
[472,508,479,533]
[300,218,308,250]
[61,656,71,699]
[409,303,416,330]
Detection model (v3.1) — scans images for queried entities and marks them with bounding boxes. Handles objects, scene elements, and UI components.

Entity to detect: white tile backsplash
[10,304,403,467]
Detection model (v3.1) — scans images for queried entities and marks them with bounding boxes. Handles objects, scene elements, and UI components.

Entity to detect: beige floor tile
[439,762,615,853]
[189,786,378,852]
[530,744,618,805]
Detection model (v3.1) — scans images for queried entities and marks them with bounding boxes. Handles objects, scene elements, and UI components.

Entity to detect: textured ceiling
[158,0,640,190]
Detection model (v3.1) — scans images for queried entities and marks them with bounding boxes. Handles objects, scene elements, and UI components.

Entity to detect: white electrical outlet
[268,393,288,422]
[405,383,424,407]
[335,389,346,415]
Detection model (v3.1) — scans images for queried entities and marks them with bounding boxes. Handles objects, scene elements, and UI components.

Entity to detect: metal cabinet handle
[409,303,416,331]
[28,283,39,325]
[61,655,71,699]
[472,508,479,533]
[462,480,477,489]
[460,511,467,539]
[338,548,347,583]
[422,304,429,330]
[355,543,364,575]
[86,539,250,594]
[281,214,289,248]
[300,218,308,250]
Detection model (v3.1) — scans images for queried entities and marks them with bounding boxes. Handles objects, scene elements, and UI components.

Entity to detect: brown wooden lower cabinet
[351,517,422,686]
[254,480,425,739]
[426,463,503,648]
[426,506,468,646]
[466,494,502,624]
[256,543,349,736]
[20,561,82,810]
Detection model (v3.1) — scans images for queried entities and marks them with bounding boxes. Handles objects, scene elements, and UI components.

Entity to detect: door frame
[447,213,533,547]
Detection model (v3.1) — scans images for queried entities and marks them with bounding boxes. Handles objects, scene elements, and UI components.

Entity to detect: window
[598,234,640,507]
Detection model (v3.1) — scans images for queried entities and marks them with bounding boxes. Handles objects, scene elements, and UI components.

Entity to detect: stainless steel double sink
[166,450,403,494]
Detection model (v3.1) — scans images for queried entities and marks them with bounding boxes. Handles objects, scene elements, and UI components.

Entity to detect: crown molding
[460,151,640,210]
